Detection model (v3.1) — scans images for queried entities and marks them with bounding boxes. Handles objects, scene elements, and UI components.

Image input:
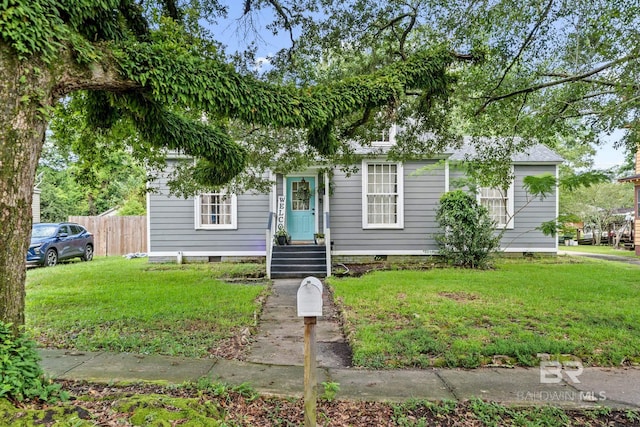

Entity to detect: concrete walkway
[38,277,640,409]
[245,278,351,368]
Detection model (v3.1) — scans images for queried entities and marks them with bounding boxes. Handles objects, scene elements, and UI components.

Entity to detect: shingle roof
[350,136,564,163]
[448,137,564,163]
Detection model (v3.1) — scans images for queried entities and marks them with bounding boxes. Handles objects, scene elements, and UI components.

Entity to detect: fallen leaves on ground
[7,381,638,427]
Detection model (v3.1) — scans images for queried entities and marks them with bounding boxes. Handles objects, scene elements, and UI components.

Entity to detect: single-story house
[147,134,563,277]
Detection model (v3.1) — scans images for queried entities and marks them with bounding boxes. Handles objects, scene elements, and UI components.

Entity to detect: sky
[595,142,624,169]
[595,130,627,170]
[212,4,292,60]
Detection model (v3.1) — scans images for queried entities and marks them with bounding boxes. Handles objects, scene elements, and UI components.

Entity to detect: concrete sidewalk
[37,276,640,410]
[39,349,640,409]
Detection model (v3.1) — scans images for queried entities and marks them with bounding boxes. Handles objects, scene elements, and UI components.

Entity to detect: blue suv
[27,223,94,267]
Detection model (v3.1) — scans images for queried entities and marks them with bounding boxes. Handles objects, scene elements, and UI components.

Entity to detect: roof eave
[618,174,640,183]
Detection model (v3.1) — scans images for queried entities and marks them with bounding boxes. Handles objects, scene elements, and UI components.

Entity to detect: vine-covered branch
[113,40,454,162]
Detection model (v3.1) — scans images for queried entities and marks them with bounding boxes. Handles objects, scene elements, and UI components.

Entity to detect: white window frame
[371,124,397,146]
[362,160,404,229]
[478,180,514,229]
[194,193,237,230]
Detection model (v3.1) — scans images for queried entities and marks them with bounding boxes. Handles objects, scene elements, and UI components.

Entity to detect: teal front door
[286,176,316,241]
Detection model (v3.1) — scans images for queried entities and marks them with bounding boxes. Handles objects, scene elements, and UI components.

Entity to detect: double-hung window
[478,184,514,229]
[362,161,404,229]
[195,193,237,229]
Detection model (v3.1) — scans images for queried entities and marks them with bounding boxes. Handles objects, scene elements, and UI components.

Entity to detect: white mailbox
[297,276,323,317]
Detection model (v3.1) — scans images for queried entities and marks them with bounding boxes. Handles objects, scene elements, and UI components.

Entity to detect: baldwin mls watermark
[540,360,583,384]
[517,358,606,403]
[516,390,607,403]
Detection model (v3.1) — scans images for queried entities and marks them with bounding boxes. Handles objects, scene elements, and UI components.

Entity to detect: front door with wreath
[286,176,315,241]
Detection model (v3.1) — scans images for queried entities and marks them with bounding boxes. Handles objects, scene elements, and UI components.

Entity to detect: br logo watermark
[540,360,583,384]
[518,356,607,402]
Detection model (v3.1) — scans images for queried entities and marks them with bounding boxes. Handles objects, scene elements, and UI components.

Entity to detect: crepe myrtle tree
[0,0,463,331]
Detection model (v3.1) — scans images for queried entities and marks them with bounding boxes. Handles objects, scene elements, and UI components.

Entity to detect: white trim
[270,171,277,235]
[149,247,557,258]
[361,160,404,229]
[444,160,450,193]
[333,247,557,256]
[555,165,559,253]
[323,170,331,277]
[313,175,319,232]
[149,251,266,257]
[506,182,515,229]
[269,169,276,215]
[477,171,515,230]
[194,193,238,230]
[371,124,398,146]
[502,247,558,253]
[284,172,320,234]
[146,190,151,253]
[512,161,564,165]
[333,250,439,256]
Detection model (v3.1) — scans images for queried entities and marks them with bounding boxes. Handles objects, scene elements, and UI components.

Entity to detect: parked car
[27,223,94,267]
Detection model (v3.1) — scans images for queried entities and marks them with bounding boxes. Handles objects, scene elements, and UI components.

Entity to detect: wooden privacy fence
[68,216,147,257]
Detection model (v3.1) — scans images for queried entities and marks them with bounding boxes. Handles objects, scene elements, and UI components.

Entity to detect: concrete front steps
[270,244,327,278]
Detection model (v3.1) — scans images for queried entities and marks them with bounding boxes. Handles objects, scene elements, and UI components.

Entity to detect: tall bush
[0,322,68,403]
[435,190,501,269]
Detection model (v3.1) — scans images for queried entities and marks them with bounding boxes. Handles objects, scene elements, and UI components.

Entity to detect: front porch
[266,169,332,278]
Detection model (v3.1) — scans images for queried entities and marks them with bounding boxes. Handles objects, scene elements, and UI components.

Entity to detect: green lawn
[560,244,639,257]
[328,257,640,369]
[26,257,267,357]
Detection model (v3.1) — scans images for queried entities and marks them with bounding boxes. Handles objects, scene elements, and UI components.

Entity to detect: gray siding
[329,161,557,254]
[148,160,558,259]
[330,160,446,253]
[148,167,270,257]
[502,164,557,251]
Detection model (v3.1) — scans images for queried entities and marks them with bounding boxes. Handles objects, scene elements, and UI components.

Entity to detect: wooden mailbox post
[297,276,323,427]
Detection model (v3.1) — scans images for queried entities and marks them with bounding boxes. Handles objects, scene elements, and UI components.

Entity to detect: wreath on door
[296,179,311,202]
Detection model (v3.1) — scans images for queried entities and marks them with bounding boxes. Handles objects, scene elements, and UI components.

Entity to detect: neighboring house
[618,146,640,255]
[98,207,120,217]
[147,135,563,277]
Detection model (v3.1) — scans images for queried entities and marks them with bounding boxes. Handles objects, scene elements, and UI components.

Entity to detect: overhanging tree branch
[397,7,418,60]
[487,0,554,99]
[374,13,413,34]
[554,91,617,117]
[543,73,640,91]
[476,53,640,114]
[244,0,297,53]
[53,62,140,99]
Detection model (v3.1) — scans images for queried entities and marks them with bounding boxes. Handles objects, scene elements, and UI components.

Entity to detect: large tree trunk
[0,44,50,332]
[0,41,138,333]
